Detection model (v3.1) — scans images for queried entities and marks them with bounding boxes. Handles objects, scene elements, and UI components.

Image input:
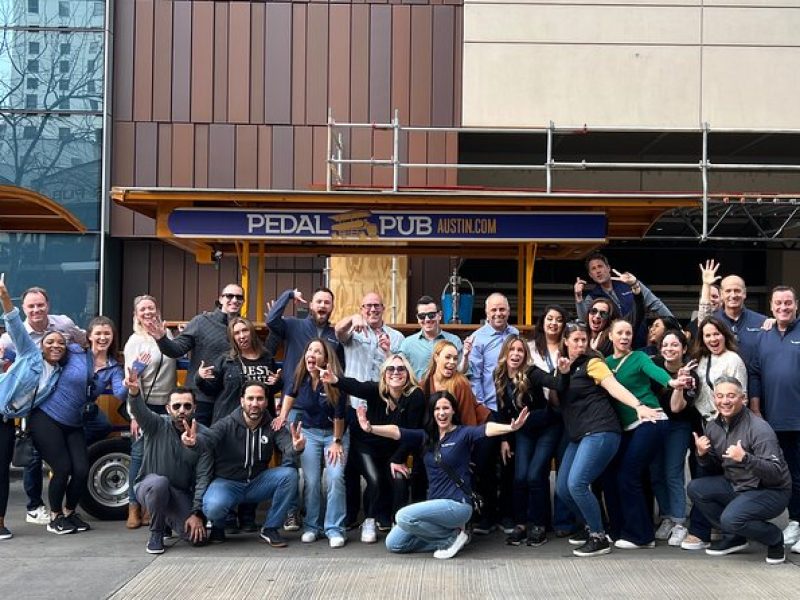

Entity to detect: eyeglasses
[221,293,244,301]
[417,311,438,321]
[362,303,383,310]
[385,365,407,374]
[170,402,193,411]
[589,308,610,319]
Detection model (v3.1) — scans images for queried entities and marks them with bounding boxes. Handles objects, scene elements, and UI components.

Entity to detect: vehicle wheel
[80,437,131,521]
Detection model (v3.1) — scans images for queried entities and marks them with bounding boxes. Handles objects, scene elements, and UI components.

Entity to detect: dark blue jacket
[749,319,800,431]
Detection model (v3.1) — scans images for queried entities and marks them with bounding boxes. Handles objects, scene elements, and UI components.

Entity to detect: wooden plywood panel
[293,126,314,190]
[291,4,307,124]
[152,0,173,122]
[213,3,229,123]
[369,5,392,124]
[250,3,266,124]
[265,2,293,124]
[350,5,370,122]
[190,1,214,123]
[172,0,192,122]
[306,4,329,125]
[328,4,351,121]
[329,256,408,325]
[157,124,172,186]
[391,5,411,124]
[272,126,294,189]
[235,125,258,188]
[431,5,455,126]
[257,125,273,188]
[113,0,134,121]
[172,124,195,187]
[228,2,251,124]
[410,6,433,126]
[208,124,235,188]
[133,0,154,122]
[194,124,209,187]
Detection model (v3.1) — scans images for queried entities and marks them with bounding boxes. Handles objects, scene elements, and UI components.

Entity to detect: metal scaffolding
[326,109,800,246]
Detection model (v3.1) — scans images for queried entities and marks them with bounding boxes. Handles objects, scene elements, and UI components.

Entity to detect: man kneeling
[125,370,212,555]
[192,381,304,547]
[689,375,791,564]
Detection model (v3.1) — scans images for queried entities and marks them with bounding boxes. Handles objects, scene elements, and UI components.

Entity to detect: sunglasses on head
[589,308,610,319]
[385,365,407,374]
[417,311,438,321]
[222,293,244,301]
[170,402,193,411]
[565,319,588,332]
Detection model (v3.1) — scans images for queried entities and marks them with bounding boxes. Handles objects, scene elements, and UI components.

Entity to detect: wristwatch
[333,438,342,445]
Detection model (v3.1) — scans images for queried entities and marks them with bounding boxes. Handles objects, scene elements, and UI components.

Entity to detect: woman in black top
[494,335,570,547]
[321,353,425,540]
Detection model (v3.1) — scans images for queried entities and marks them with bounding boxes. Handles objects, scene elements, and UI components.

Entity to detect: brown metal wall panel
[445,130,458,186]
[427,131,446,187]
[197,264,221,311]
[121,242,152,338]
[349,127,372,186]
[250,3,266,124]
[235,126,258,188]
[213,3,230,123]
[113,0,134,121]
[172,0,192,122]
[409,7,432,127]
[133,0,154,122]
[190,1,214,123]
[172,124,195,187]
[291,4,307,125]
[194,124,209,187]
[257,126,273,188]
[157,125,172,186]
[328,4,351,122]
[452,4,463,125]
[272,126,294,189]
[306,4,329,126]
[111,122,135,236]
[391,5,411,124]
[372,129,393,188]
[228,2,251,124]
[208,124,236,188]
[431,6,454,127]
[147,242,164,302]
[350,5,369,122]
[160,244,186,319]
[293,126,314,190]
[369,5,392,125]
[264,3,293,124]
[406,130,427,187]
[135,123,158,186]
[152,1,173,122]
[312,126,328,189]
[182,251,200,317]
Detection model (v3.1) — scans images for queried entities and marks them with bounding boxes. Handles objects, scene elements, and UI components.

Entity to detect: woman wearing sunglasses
[556,320,662,557]
[321,354,426,541]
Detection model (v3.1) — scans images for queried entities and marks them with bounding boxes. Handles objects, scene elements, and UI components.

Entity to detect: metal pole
[701,123,709,241]
[326,108,333,192]
[546,121,553,194]
[390,256,398,323]
[324,257,331,289]
[392,109,400,192]
[98,0,115,316]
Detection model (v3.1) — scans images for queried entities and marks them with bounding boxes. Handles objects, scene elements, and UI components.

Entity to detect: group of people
[0,251,797,565]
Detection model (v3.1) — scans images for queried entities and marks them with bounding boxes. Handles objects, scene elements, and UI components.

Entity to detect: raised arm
[357,405,401,440]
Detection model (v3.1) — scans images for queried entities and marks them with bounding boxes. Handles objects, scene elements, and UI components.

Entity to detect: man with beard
[193,381,305,547]
[124,370,212,555]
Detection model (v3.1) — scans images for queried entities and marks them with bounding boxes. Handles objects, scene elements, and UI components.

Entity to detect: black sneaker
[224,522,241,535]
[766,541,786,565]
[208,526,226,543]
[146,530,165,554]
[163,525,174,540]
[283,511,301,532]
[0,525,12,540]
[500,517,516,535]
[705,535,749,556]
[240,520,259,533]
[505,526,527,546]
[568,528,590,545]
[527,525,548,547]
[260,527,288,548]
[573,533,612,557]
[472,518,496,535]
[47,514,77,535]
[66,512,91,532]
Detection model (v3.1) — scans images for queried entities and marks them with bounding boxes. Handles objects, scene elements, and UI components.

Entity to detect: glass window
[59,1,69,18]
[25,94,37,109]
[58,127,71,139]
[22,125,37,139]
[27,59,39,73]
[86,80,95,94]
[26,78,39,90]
[60,43,71,56]
[28,0,39,13]
[28,41,40,55]
[93,1,104,19]
[58,97,70,109]
[59,60,70,74]
[59,79,70,91]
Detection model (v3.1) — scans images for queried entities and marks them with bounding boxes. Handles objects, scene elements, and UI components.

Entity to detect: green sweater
[605,351,671,428]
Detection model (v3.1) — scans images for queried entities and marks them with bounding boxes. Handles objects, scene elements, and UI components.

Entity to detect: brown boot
[126,503,142,529]
[141,508,151,526]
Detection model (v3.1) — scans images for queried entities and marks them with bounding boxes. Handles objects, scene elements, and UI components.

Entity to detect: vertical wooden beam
[256,243,265,324]
[240,241,251,318]
[517,244,525,325]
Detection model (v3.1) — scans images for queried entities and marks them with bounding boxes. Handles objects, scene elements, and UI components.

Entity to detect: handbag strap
[85,350,96,401]
[142,354,163,404]
[433,436,474,497]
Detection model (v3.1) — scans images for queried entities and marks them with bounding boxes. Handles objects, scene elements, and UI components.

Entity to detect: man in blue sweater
[748,285,800,552]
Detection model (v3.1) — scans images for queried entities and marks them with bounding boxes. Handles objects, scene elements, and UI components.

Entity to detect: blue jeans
[776,431,800,522]
[687,475,790,547]
[300,427,349,538]
[650,420,692,522]
[556,431,621,534]
[203,467,298,530]
[386,499,473,553]
[513,422,562,526]
[604,419,668,544]
[552,428,577,532]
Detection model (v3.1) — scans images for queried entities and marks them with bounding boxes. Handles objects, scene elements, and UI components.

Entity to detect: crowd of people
[0,251,798,565]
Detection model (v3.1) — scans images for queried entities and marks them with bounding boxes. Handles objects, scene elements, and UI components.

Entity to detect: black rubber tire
[79,437,132,521]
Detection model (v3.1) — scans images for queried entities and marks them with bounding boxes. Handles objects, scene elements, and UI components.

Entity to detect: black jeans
[0,419,14,517]
[347,436,399,524]
[28,409,89,513]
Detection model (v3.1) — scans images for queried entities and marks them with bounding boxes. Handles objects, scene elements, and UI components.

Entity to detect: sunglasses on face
[385,365,407,374]
[222,293,244,301]
[417,311,438,321]
[170,402,193,411]
[589,308,610,319]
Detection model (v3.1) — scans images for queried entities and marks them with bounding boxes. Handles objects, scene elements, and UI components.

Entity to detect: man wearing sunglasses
[399,295,463,380]
[124,369,212,556]
[148,283,245,426]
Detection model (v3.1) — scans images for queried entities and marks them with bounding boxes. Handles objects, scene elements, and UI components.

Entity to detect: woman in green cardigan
[603,319,692,550]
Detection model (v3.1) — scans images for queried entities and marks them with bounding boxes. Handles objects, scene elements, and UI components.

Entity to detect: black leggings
[28,409,89,513]
[0,419,14,517]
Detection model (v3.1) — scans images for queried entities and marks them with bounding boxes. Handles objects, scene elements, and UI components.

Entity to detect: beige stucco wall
[463,0,800,129]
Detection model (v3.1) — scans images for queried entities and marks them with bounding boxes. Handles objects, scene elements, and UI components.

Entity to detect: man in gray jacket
[125,369,212,555]
[688,375,791,564]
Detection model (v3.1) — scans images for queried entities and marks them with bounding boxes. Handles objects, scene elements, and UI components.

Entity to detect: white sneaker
[668,524,688,547]
[655,518,675,541]
[614,539,655,549]
[301,531,318,543]
[329,535,346,548]
[433,530,469,560]
[26,505,50,525]
[681,534,710,550]
[360,518,377,544]
[782,520,800,546]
